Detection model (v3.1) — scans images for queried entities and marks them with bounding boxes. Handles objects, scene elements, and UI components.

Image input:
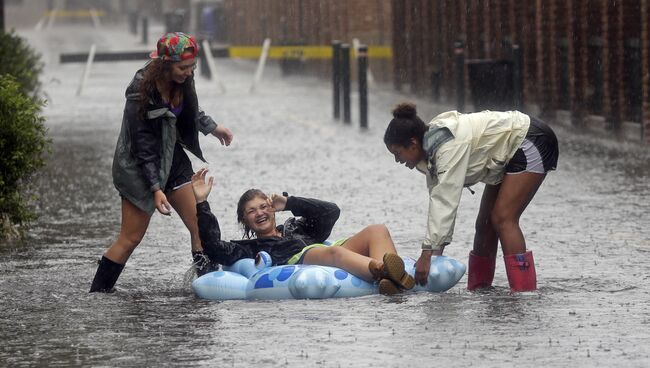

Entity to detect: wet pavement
[1,24,650,367]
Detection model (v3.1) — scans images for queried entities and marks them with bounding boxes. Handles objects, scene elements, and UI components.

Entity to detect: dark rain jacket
[197,196,341,266]
[112,65,218,214]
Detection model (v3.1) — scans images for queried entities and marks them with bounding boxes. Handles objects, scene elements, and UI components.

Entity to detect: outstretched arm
[192,169,254,265]
[195,202,255,265]
[416,142,470,285]
[194,101,233,146]
[211,125,233,146]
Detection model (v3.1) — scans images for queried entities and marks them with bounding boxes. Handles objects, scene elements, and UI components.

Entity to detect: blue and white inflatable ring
[192,251,466,300]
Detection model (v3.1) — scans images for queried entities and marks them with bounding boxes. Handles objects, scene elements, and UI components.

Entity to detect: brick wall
[221,0,392,81]
[392,0,649,143]
[217,1,650,143]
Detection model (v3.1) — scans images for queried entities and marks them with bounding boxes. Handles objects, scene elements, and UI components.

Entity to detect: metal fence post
[358,44,368,129]
[141,17,148,45]
[128,11,138,35]
[332,40,341,120]
[199,40,211,79]
[341,43,351,124]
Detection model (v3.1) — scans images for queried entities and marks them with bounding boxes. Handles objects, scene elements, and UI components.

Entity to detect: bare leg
[104,198,151,264]
[303,246,376,282]
[305,224,415,290]
[491,172,546,255]
[473,184,500,258]
[166,184,202,252]
[339,224,397,260]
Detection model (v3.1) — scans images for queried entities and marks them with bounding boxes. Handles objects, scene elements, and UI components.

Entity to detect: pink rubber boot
[504,251,537,292]
[467,251,496,290]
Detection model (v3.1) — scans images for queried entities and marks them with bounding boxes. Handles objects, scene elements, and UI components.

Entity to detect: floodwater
[1,24,649,368]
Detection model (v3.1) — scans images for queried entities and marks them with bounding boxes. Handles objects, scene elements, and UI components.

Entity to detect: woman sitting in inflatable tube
[191,168,416,295]
[191,168,466,300]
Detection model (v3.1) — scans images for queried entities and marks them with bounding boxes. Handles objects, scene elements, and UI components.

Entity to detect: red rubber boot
[504,251,537,292]
[467,251,496,290]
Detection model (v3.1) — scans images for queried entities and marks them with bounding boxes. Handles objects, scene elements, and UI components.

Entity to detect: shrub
[0,30,44,99]
[0,75,49,238]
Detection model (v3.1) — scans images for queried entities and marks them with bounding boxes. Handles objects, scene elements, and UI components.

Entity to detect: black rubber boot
[192,251,220,277]
[89,256,124,293]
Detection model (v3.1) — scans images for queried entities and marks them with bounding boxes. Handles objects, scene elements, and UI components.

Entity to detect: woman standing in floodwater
[383,103,558,292]
[89,32,233,292]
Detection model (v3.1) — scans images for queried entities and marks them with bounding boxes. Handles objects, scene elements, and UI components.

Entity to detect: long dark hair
[138,59,192,118]
[237,189,269,239]
[383,102,428,147]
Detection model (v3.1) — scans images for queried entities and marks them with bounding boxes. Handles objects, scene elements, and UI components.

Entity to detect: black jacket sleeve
[196,201,256,265]
[126,99,163,192]
[284,196,341,243]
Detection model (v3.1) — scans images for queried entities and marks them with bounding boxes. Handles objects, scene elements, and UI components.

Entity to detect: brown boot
[378,278,401,295]
[368,254,416,291]
[368,259,384,281]
[382,253,416,290]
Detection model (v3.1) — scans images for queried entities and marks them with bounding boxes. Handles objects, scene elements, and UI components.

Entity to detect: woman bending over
[384,103,558,292]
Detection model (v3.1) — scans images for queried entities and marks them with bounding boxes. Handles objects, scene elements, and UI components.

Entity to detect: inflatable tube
[192,253,466,301]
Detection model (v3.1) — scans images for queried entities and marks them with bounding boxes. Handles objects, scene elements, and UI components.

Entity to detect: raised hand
[270,193,288,211]
[191,168,214,203]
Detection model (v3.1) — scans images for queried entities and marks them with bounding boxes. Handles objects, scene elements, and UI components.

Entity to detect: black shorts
[505,116,559,174]
[164,142,194,193]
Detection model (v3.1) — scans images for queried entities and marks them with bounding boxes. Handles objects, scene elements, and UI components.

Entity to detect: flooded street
[1,24,650,367]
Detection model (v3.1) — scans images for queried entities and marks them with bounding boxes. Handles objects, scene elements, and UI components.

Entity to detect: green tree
[0,30,48,240]
[0,75,49,239]
[0,30,43,99]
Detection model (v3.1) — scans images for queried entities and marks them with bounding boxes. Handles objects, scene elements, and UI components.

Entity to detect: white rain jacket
[416,110,530,251]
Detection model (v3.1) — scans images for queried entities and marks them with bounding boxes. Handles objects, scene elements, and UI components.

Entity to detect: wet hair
[138,58,192,118]
[237,189,269,239]
[383,102,428,147]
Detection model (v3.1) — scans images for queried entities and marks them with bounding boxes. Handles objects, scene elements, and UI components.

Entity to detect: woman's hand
[270,193,288,211]
[191,168,214,203]
[211,125,233,146]
[415,247,445,285]
[153,190,172,216]
[415,250,434,286]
